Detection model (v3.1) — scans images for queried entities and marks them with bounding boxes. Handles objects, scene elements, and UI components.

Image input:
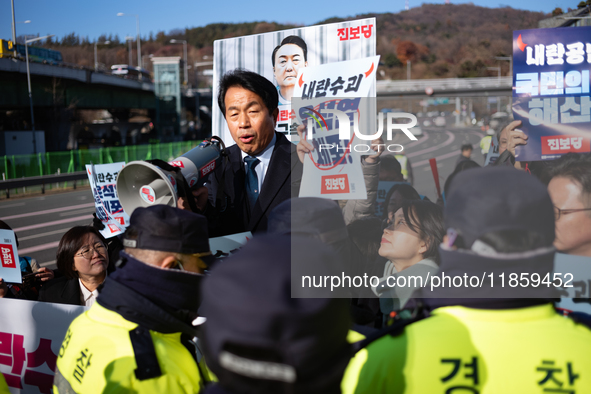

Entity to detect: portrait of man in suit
[272,35,308,105]
[194,70,302,237]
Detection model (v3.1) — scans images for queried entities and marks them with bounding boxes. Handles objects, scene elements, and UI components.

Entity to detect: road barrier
[0,141,200,198]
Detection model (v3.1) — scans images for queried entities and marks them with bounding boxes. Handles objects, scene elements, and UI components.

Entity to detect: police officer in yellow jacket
[54,205,214,393]
[0,373,9,394]
[342,167,591,393]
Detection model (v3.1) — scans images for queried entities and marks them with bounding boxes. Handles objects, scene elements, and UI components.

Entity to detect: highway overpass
[0,57,155,110]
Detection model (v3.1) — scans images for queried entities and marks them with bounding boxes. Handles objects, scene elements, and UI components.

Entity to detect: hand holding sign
[296,123,313,164]
[35,267,54,282]
[502,120,528,158]
[365,136,385,164]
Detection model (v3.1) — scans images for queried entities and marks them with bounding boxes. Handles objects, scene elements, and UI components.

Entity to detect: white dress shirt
[79,279,100,307]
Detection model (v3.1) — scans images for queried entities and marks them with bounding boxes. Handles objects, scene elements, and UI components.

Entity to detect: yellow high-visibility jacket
[0,372,9,394]
[54,302,209,394]
[342,304,591,394]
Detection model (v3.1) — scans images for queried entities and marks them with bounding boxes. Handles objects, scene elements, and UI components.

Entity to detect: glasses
[382,217,393,230]
[75,242,107,260]
[554,206,591,221]
[381,217,408,231]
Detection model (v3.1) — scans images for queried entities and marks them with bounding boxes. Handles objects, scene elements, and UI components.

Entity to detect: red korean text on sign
[337,25,373,41]
[541,135,591,155]
[279,110,290,122]
[0,244,16,269]
[0,332,25,388]
[1,333,59,393]
[361,24,373,38]
[321,175,350,194]
[24,338,58,394]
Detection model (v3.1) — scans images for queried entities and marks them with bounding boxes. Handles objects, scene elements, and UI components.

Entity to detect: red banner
[321,174,350,194]
[541,136,591,155]
[0,244,16,269]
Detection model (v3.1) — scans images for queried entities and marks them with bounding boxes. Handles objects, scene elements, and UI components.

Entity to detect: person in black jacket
[193,70,302,237]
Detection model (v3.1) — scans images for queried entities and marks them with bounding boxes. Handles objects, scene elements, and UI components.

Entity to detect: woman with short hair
[374,200,445,316]
[39,226,109,306]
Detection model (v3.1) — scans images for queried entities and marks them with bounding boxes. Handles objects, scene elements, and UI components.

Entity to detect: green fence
[0,142,200,180]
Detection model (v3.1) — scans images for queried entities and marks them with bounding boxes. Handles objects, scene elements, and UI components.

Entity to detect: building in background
[152,56,185,139]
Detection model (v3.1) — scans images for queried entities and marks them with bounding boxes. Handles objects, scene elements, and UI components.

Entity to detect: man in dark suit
[196,70,302,237]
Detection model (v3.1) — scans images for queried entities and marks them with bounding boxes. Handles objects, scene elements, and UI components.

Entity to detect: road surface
[388,125,485,201]
[0,189,95,271]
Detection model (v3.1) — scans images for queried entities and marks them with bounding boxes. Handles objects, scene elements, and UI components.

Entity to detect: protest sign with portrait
[212,18,376,145]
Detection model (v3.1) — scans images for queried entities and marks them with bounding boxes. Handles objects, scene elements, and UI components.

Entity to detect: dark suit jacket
[38,276,82,306]
[205,132,302,237]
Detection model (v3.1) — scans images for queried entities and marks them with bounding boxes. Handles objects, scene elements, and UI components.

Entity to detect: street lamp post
[14,21,32,56]
[94,40,111,71]
[10,0,17,57]
[170,39,188,86]
[125,36,134,66]
[117,13,141,69]
[25,34,54,154]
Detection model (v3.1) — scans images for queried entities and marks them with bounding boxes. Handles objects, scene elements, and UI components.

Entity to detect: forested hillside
[26,3,559,83]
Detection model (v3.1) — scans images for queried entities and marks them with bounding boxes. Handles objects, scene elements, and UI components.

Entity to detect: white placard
[293,56,380,200]
[208,231,252,256]
[86,162,130,238]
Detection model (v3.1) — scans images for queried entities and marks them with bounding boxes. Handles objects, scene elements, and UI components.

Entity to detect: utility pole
[10,0,17,57]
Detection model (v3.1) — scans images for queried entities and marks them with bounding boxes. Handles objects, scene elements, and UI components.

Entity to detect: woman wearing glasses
[39,226,109,306]
[373,200,444,317]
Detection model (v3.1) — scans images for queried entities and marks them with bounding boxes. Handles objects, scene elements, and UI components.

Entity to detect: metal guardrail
[376,76,513,97]
[0,171,88,198]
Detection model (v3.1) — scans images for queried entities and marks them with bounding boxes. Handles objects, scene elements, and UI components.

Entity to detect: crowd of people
[1,68,591,393]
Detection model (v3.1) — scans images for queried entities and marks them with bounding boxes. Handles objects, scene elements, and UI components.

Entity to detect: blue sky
[2,0,567,43]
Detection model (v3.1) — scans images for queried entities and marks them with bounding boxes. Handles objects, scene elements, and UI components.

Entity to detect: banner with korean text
[212,18,376,145]
[513,27,591,161]
[0,299,86,393]
[86,162,129,238]
[292,56,380,199]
